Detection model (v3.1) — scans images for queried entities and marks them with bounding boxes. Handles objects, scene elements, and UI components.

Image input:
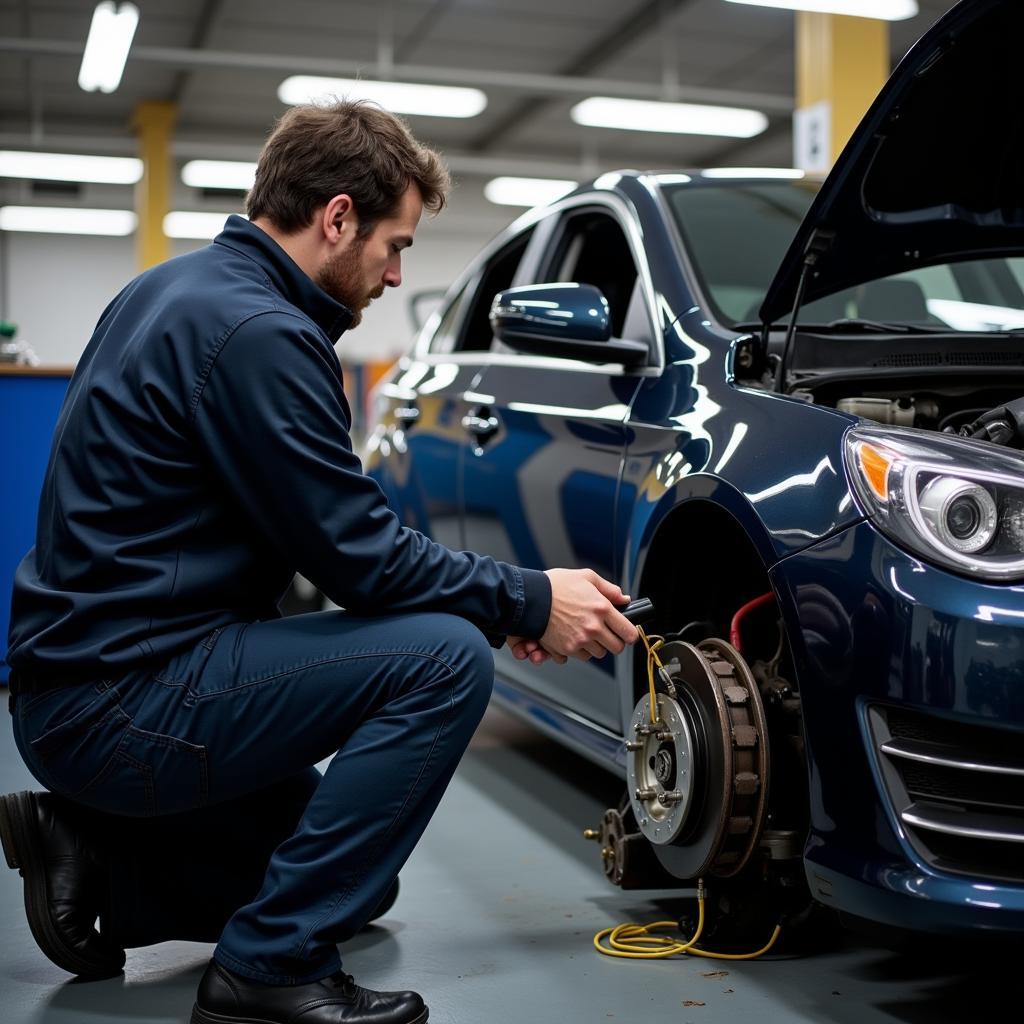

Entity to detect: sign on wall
[793,100,832,175]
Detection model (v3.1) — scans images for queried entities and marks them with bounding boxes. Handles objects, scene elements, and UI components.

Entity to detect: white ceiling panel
[0,0,961,204]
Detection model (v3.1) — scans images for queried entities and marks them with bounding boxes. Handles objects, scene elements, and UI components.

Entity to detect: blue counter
[1,366,73,684]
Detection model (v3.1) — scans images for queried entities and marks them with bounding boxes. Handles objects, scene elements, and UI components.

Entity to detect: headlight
[844,424,1024,580]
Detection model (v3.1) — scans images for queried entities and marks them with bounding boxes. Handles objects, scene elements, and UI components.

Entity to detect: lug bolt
[625,740,644,751]
[583,829,600,841]
[660,789,685,805]
[635,787,657,801]
[656,731,674,742]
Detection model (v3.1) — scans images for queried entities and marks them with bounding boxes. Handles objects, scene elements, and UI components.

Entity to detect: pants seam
[292,672,457,960]
[193,649,459,700]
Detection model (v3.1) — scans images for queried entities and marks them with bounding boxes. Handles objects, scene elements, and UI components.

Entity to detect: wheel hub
[653,746,675,784]
[624,638,770,879]
[626,692,697,845]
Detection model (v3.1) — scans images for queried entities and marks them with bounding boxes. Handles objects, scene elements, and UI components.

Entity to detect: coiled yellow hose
[594,887,781,960]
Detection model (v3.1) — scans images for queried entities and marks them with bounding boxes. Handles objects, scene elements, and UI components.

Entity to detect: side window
[545,210,641,338]
[455,227,535,351]
[426,283,469,355]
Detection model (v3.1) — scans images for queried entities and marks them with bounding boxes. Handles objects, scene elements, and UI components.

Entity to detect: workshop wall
[2,196,515,366]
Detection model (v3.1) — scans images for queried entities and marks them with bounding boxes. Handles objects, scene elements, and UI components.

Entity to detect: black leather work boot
[191,959,428,1024]
[0,789,126,979]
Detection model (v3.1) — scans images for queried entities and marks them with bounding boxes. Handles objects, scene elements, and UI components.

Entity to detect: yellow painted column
[132,100,177,270]
[794,13,889,172]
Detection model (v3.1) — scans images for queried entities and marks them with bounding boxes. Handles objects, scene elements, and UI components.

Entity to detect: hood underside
[761,0,1024,326]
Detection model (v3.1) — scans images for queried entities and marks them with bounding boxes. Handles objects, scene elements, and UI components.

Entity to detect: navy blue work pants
[10,611,495,984]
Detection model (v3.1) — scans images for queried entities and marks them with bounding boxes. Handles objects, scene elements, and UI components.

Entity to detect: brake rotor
[625,637,770,879]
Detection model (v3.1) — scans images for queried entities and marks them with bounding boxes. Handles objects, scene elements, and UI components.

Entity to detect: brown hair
[246,98,450,236]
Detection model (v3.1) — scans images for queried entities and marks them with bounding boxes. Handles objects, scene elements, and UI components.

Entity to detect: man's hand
[507,636,565,665]
[540,568,639,662]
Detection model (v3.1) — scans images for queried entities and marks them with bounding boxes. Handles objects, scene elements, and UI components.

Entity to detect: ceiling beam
[467,0,699,153]
[170,0,227,106]
[0,37,792,114]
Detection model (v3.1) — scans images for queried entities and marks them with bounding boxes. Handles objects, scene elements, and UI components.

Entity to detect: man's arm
[191,312,550,638]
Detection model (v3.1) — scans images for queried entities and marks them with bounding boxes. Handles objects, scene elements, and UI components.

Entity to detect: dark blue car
[367,0,1024,942]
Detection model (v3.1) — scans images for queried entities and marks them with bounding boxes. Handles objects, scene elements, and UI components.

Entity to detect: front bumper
[770,518,1024,934]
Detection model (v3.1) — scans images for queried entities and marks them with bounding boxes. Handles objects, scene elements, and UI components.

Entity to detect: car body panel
[463,360,641,729]
[771,518,1024,930]
[368,360,484,551]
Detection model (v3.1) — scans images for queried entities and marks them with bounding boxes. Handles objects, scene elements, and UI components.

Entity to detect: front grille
[868,705,1024,883]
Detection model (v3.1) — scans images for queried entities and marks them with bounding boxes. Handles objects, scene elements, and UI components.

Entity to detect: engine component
[837,396,917,425]
[952,394,1024,448]
[624,638,770,879]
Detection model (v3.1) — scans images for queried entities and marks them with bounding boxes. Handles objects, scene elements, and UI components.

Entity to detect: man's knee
[435,616,494,717]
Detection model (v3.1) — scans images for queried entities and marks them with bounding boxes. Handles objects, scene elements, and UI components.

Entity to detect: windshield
[665,180,1024,332]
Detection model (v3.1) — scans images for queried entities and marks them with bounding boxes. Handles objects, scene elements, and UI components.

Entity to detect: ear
[320,194,357,244]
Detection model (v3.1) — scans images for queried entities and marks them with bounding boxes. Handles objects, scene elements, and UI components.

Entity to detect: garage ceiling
[0,0,957,203]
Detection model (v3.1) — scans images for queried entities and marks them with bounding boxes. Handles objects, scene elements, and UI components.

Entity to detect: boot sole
[189,1004,429,1024]
[0,790,125,979]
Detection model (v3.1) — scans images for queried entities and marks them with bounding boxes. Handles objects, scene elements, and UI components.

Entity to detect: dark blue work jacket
[6,216,551,678]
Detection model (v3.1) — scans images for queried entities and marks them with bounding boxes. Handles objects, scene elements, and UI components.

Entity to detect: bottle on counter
[0,322,40,366]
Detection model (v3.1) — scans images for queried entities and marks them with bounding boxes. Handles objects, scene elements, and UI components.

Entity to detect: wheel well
[633,499,809,840]
[633,500,776,703]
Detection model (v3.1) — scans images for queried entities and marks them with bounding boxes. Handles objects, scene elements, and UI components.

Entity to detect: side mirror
[490,283,648,367]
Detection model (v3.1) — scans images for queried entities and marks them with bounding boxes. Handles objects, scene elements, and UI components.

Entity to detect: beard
[315,239,385,329]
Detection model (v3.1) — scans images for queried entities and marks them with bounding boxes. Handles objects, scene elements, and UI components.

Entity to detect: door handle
[394,404,420,425]
[461,408,499,441]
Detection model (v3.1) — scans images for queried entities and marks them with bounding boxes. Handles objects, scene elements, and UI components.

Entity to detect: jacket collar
[213,215,354,341]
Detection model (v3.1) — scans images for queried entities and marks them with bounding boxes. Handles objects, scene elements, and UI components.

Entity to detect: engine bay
[742,329,1024,447]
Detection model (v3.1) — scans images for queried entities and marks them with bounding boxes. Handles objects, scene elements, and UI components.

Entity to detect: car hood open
[760,0,1024,326]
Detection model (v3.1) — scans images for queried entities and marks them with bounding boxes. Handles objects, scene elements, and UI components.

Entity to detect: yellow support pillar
[132,100,177,271]
[794,13,889,173]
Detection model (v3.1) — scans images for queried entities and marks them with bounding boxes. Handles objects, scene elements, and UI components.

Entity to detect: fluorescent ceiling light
[571,97,768,138]
[164,211,242,239]
[0,206,137,236]
[278,77,487,118]
[927,299,1024,333]
[702,167,805,179]
[723,0,918,20]
[0,150,142,184]
[181,160,257,191]
[78,2,139,93]
[484,177,577,207]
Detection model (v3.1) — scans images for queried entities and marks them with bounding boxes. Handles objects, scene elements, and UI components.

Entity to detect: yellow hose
[594,891,781,960]
[637,626,665,724]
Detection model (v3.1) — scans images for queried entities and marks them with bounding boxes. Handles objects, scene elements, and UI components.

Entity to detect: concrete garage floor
[0,701,1015,1023]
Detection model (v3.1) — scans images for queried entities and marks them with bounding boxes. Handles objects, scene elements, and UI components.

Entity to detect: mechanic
[2,99,638,1024]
